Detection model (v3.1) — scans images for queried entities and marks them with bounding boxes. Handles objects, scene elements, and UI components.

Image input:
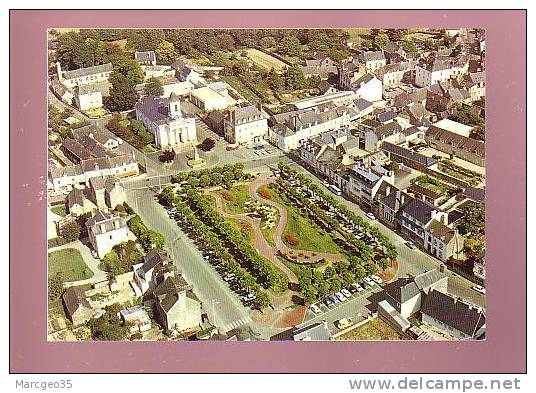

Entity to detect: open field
[245,49,288,71]
[50,204,67,217]
[336,318,402,341]
[344,28,372,44]
[48,248,94,282]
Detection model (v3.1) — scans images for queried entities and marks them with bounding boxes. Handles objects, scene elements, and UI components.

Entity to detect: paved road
[288,162,486,309]
[126,188,253,333]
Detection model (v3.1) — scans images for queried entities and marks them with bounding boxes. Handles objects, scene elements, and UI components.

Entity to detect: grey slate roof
[62,63,113,80]
[135,51,156,63]
[384,278,420,304]
[381,142,437,167]
[399,198,440,225]
[421,290,485,337]
[414,269,447,291]
[85,210,126,235]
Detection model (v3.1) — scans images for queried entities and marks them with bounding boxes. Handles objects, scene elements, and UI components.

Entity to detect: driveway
[49,240,108,287]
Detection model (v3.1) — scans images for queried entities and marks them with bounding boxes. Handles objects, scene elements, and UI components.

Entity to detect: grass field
[336,318,402,341]
[245,49,288,71]
[50,205,67,217]
[219,185,252,214]
[48,248,94,282]
[344,28,372,44]
[262,185,343,254]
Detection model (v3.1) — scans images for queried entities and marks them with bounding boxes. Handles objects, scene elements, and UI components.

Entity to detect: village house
[376,183,410,230]
[118,306,152,333]
[268,105,352,152]
[135,94,197,150]
[71,125,121,150]
[132,248,175,296]
[62,286,94,325]
[376,61,414,87]
[421,290,485,339]
[57,61,113,88]
[143,65,174,80]
[74,82,110,111]
[346,162,394,208]
[49,153,139,194]
[424,219,465,262]
[50,79,75,105]
[414,56,469,88]
[397,197,449,247]
[86,210,129,258]
[151,275,202,332]
[135,50,157,66]
[425,124,485,166]
[301,54,338,78]
[381,141,437,172]
[224,105,268,146]
[356,50,387,72]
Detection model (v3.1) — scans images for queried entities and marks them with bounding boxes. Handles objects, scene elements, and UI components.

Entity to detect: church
[134,94,197,150]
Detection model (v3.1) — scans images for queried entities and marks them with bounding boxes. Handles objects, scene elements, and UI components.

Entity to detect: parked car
[335,292,347,302]
[328,294,340,304]
[416,146,427,152]
[352,283,365,293]
[472,285,486,294]
[348,285,358,294]
[341,288,352,298]
[366,212,376,220]
[371,275,383,285]
[364,277,374,286]
[324,297,334,307]
[336,318,353,330]
[309,304,321,314]
[405,241,416,249]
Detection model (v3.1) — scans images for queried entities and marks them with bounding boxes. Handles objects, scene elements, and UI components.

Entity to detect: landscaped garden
[218,185,252,214]
[438,160,485,186]
[48,248,94,282]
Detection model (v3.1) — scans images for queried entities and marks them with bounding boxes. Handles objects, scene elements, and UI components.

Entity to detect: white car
[472,285,486,294]
[341,288,352,298]
[309,304,321,314]
[416,146,427,152]
[371,275,383,285]
[366,212,376,220]
[364,277,374,286]
[335,292,347,302]
[352,283,365,293]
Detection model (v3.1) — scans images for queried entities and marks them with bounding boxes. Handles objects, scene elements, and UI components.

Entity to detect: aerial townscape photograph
[46,27,486,342]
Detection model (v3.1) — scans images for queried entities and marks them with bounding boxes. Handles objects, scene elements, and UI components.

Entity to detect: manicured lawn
[226,217,254,244]
[262,184,343,254]
[415,175,455,195]
[260,211,279,247]
[48,248,94,282]
[50,204,67,217]
[219,185,252,214]
[336,318,402,341]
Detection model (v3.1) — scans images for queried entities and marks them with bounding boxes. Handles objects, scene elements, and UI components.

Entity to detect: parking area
[163,205,259,310]
[303,283,385,334]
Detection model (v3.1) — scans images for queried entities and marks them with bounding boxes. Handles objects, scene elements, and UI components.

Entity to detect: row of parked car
[308,275,384,315]
[163,205,258,308]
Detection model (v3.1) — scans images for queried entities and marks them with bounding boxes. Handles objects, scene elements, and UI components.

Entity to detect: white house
[86,210,129,258]
[415,57,469,87]
[135,51,157,66]
[351,73,383,102]
[356,50,387,72]
[74,83,109,111]
[57,62,113,88]
[224,105,268,145]
[268,106,352,152]
[135,94,197,150]
[347,163,394,207]
[143,65,174,80]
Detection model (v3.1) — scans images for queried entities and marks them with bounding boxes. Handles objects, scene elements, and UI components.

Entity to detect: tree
[159,148,176,163]
[457,201,485,236]
[400,40,418,53]
[130,119,154,145]
[159,186,175,207]
[260,36,276,49]
[279,34,302,57]
[140,230,165,250]
[105,73,139,112]
[284,65,307,91]
[48,272,64,301]
[87,303,131,340]
[144,77,164,96]
[61,221,81,242]
[254,291,271,310]
[155,40,178,65]
[374,33,390,50]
